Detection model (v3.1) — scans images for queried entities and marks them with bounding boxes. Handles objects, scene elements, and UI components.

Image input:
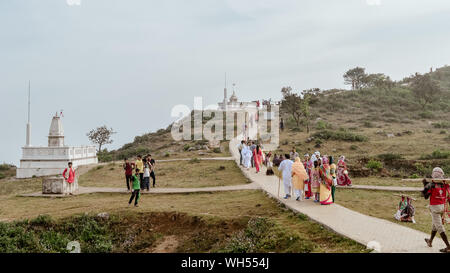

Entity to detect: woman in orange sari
[319,156,333,205]
[291,157,309,201]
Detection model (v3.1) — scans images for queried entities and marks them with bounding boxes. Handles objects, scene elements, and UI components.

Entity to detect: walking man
[424,167,450,253]
[123,158,134,192]
[278,154,293,199]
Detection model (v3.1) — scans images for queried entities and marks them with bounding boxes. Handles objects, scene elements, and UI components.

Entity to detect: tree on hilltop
[344,67,367,90]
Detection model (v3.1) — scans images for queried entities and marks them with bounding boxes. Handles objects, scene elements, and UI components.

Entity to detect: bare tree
[87,126,116,152]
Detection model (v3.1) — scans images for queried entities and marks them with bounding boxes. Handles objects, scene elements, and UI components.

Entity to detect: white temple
[16,112,98,178]
[218,82,256,111]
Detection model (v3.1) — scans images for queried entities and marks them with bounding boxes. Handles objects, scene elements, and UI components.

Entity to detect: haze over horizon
[1,0,450,165]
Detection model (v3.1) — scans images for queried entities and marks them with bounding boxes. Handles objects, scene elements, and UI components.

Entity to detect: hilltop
[93,65,450,179]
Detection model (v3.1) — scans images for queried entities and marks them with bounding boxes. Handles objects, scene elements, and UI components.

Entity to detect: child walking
[129,169,141,207]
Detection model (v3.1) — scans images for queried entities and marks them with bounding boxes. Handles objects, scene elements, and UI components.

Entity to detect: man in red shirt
[424,167,450,253]
[123,158,134,192]
[62,162,76,195]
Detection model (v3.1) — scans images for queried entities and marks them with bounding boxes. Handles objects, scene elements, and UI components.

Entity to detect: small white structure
[218,83,257,111]
[16,112,98,178]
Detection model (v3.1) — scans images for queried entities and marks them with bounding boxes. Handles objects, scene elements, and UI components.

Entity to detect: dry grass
[0,177,42,197]
[78,160,249,188]
[335,189,449,234]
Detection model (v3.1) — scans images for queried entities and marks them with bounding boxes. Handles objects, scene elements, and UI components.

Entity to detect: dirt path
[151,235,179,253]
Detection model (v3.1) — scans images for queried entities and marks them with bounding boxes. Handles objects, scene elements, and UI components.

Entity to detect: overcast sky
[1,0,450,165]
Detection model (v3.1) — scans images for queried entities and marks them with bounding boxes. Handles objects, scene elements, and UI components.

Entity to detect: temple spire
[223,72,228,111]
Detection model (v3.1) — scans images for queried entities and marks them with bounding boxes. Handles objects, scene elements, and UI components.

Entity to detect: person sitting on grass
[424,167,450,253]
[128,169,141,207]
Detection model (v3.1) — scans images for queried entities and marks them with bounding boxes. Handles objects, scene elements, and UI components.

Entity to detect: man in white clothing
[278,154,293,199]
[241,144,252,170]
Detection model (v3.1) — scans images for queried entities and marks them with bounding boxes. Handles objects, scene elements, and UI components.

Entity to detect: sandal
[424,238,432,247]
[439,247,450,253]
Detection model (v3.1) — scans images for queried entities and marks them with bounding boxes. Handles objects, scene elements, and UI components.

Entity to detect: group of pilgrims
[238,141,353,205]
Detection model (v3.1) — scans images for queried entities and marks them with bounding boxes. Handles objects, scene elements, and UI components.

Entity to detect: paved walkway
[337,185,422,192]
[229,138,445,253]
[21,183,260,198]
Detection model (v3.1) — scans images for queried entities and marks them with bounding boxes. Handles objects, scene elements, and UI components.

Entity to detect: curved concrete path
[229,138,445,253]
[20,156,258,198]
[337,185,422,192]
[21,183,260,198]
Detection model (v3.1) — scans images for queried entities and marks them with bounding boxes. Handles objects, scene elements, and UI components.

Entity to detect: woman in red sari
[253,145,263,173]
[337,155,352,186]
[303,154,313,199]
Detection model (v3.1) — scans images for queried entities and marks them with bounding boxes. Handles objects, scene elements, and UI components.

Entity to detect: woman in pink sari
[253,145,263,173]
[337,156,352,186]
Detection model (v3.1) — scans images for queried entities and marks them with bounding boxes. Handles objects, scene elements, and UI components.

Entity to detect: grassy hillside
[278,81,450,178]
[99,66,450,178]
[430,65,450,91]
[100,116,231,162]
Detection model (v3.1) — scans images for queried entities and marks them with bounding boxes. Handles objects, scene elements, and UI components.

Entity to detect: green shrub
[366,160,383,171]
[350,145,358,150]
[213,148,221,153]
[377,153,404,161]
[419,111,434,119]
[183,144,190,151]
[362,121,374,128]
[432,121,450,129]
[97,151,113,163]
[0,164,11,171]
[420,150,450,160]
[189,158,200,164]
[312,130,368,142]
[316,120,332,130]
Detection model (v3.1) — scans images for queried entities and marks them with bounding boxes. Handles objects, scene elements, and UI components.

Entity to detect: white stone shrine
[16,113,98,178]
